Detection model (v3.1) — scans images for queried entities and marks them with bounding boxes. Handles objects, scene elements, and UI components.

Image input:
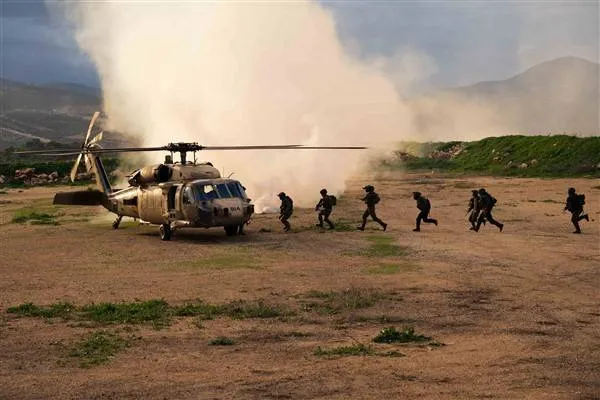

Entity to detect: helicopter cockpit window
[191,184,218,201]
[215,184,232,198]
[226,183,242,198]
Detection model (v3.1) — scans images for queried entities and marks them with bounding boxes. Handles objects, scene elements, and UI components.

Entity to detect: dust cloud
[61,1,418,211]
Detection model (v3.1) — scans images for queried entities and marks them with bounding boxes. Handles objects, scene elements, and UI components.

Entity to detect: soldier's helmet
[568,187,576,195]
[320,188,328,195]
[363,185,374,192]
[413,191,421,198]
[472,190,479,195]
[278,192,286,198]
[478,188,486,194]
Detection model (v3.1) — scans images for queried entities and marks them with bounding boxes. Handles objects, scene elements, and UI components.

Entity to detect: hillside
[0,79,111,149]
[410,57,599,138]
[387,135,600,178]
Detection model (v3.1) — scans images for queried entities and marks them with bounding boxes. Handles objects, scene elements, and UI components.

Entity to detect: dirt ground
[0,172,598,400]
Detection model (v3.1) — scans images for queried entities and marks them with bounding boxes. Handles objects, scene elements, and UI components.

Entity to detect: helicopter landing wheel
[159,224,172,241]
[224,225,238,237]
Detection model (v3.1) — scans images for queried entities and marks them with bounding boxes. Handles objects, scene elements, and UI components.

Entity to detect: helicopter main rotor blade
[13,148,82,154]
[200,145,302,150]
[290,146,367,150]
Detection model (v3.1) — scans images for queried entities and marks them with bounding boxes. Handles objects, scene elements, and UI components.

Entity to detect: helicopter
[16,112,366,240]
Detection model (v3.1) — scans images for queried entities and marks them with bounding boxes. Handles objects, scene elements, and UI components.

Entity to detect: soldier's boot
[382,223,387,232]
[432,219,438,226]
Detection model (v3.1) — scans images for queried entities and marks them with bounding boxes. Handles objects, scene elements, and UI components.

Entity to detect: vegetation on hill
[385,135,600,178]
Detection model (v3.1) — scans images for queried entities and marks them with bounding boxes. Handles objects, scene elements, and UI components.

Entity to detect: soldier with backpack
[357,185,387,231]
[412,192,438,232]
[474,188,504,232]
[466,189,482,230]
[315,188,336,230]
[278,192,294,232]
[564,187,589,234]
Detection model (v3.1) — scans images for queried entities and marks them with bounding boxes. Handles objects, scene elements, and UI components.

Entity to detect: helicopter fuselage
[107,177,253,229]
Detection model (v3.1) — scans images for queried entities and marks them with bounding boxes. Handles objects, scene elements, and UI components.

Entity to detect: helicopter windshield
[186,182,247,201]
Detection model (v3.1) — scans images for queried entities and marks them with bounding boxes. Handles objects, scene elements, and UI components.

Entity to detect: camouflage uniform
[467,190,482,230]
[315,189,335,229]
[564,187,589,234]
[357,185,387,231]
[413,192,438,231]
[278,192,294,232]
[475,189,503,232]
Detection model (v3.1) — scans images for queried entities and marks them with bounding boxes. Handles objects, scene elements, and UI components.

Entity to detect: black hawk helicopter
[16,112,366,240]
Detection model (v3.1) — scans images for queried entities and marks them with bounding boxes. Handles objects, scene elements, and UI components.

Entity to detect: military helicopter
[16,112,366,240]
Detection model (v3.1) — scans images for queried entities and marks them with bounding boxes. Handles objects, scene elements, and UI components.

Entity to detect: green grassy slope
[389,135,600,177]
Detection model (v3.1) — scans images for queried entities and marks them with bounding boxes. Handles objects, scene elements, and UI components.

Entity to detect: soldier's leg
[474,212,486,232]
[324,212,335,229]
[414,211,423,231]
[485,210,503,231]
[317,213,324,227]
[358,209,369,230]
[422,210,438,226]
[469,212,477,229]
[571,212,582,233]
[370,208,387,230]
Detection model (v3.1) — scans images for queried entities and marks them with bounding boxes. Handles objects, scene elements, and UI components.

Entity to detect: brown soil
[0,173,598,399]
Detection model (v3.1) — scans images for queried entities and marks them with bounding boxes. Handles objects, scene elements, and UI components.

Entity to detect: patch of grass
[173,301,222,319]
[8,298,290,327]
[541,199,561,204]
[333,220,357,232]
[0,190,7,194]
[314,343,374,357]
[373,326,431,344]
[360,236,409,257]
[302,288,384,315]
[7,302,75,319]
[80,300,171,328]
[209,336,235,346]
[12,209,58,225]
[220,300,290,319]
[68,330,131,368]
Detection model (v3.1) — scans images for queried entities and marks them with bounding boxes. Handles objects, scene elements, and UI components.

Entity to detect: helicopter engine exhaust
[129,164,172,186]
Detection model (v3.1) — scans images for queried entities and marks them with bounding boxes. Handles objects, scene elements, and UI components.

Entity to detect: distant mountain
[410,57,599,139]
[1,57,598,150]
[0,79,120,149]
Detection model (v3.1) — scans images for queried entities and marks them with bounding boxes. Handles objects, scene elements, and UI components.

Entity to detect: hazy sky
[1,0,598,89]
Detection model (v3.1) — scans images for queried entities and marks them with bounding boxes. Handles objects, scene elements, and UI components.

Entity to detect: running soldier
[277,192,294,232]
[412,191,438,232]
[315,188,335,229]
[357,185,387,231]
[474,188,504,232]
[467,189,482,230]
[564,187,589,234]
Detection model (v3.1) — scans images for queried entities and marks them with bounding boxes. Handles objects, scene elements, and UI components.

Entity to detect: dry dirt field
[0,172,599,400]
